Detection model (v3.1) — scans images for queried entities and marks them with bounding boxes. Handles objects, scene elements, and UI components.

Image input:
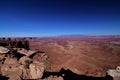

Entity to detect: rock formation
[0,45,47,80]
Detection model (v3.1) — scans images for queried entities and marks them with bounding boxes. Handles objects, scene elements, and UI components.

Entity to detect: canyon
[0,36,120,80]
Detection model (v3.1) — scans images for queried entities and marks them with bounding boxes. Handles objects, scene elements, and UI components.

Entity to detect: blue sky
[0,0,120,37]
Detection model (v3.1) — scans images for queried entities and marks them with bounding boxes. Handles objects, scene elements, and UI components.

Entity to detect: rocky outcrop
[1,64,23,80]
[0,46,48,80]
[17,48,36,57]
[1,58,23,80]
[28,53,47,79]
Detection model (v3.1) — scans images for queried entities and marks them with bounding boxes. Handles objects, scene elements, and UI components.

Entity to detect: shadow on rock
[42,68,113,80]
[0,75,9,80]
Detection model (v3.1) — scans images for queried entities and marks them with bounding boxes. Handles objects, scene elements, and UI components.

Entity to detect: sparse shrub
[24,60,30,69]
[5,46,11,49]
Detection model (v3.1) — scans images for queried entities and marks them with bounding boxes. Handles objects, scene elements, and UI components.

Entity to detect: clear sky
[0,0,120,37]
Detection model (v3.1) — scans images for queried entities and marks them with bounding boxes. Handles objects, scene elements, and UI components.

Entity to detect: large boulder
[29,63,45,79]
[0,46,9,54]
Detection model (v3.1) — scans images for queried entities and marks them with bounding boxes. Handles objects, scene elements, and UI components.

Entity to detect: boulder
[29,63,45,79]
[0,46,9,54]
[32,53,49,69]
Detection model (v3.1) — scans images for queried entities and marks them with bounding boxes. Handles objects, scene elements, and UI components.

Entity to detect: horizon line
[0,34,120,38]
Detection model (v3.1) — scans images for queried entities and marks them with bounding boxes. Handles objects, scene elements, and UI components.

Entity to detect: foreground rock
[1,58,23,80]
[29,63,45,79]
[0,56,46,80]
[0,46,9,54]
[0,46,48,80]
